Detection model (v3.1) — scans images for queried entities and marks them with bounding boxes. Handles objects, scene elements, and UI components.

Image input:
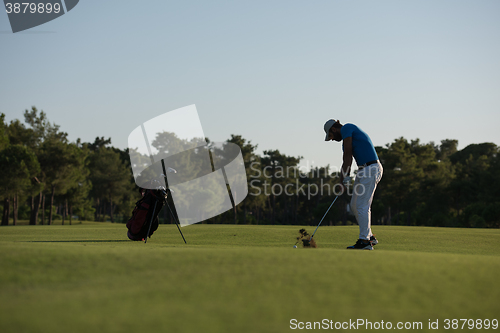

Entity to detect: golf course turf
[1,223,499,332]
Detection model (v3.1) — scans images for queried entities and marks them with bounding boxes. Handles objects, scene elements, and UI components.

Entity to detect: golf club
[143,164,186,244]
[309,195,340,241]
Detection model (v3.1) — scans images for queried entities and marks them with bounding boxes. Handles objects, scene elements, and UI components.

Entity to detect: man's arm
[340,136,353,189]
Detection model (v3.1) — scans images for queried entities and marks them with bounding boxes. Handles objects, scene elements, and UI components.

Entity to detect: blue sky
[1,0,499,170]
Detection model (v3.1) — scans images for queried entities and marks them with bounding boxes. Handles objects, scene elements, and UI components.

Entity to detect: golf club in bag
[144,187,186,244]
[126,188,164,241]
[144,162,186,244]
[127,165,185,243]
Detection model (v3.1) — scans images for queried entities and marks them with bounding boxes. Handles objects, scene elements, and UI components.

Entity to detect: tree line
[1,107,499,228]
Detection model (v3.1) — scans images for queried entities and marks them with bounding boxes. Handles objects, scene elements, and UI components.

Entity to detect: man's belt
[359,160,379,169]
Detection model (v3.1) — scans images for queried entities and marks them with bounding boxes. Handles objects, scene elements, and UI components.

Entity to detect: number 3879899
[5,2,62,14]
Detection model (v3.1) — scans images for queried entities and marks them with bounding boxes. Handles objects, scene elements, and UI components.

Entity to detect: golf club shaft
[310,195,339,240]
[145,200,157,243]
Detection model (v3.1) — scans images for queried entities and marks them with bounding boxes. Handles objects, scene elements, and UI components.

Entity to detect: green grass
[1,223,499,333]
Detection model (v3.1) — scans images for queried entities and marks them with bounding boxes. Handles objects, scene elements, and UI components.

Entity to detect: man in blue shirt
[324,119,383,250]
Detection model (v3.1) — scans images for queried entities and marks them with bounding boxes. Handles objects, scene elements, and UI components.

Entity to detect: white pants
[350,161,383,240]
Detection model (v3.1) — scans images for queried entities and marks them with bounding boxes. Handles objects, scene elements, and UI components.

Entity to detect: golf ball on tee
[293,245,297,248]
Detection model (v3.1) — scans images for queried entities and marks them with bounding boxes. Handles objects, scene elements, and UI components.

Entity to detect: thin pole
[160,159,187,244]
[165,197,187,244]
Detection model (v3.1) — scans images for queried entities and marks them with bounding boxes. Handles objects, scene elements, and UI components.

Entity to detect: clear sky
[1,0,499,171]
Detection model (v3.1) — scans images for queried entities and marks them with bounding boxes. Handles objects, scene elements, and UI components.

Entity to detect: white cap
[324,119,335,141]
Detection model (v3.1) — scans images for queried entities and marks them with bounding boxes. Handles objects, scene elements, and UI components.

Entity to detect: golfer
[324,119,383,250]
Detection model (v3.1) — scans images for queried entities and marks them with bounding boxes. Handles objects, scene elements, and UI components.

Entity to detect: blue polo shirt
[341,123,378,166]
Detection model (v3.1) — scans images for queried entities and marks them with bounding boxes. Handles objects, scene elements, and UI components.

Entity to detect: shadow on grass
[26,240,130,243]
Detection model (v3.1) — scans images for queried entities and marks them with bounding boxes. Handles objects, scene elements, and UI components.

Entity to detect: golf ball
[293,245,297,248]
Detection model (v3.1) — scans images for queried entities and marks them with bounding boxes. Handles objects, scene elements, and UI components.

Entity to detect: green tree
[229,135,265,225]
[22,107,87,225]
[88,141,131,222]
[221,135,262,224]
[7,117,45,225]
[24,107,67,144]
[37,139,87,224]
[0,145,40,225]
[21,107,71,225]
[57,142,92,224]
[434,139,458,161]
[377,138,423,225]
[0,113,9,151]
[448,143,499,227]
[260,149,302,225]
[412,140,454,226]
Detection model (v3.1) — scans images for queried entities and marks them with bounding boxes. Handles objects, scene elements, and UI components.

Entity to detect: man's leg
[350,176,360,227]
[352,163,383,240]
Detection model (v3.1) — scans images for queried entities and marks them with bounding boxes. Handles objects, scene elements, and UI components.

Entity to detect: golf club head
[160,167,177,175]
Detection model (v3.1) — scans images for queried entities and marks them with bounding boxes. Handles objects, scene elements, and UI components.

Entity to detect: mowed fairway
[0,223,499,333]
